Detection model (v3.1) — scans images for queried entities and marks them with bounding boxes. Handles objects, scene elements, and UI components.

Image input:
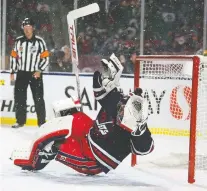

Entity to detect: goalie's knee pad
[13,130,69,171]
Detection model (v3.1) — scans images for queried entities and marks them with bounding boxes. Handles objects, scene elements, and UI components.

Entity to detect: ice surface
[0,126,207,191]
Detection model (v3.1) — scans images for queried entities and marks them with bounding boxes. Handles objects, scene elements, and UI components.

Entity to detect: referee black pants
[14,71,46,126]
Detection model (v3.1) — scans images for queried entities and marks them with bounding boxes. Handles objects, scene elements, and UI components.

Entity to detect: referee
[10,18,49,128]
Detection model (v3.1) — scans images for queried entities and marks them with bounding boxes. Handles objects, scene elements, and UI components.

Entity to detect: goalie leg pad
[56,137,103,175]
[14,129,69,171]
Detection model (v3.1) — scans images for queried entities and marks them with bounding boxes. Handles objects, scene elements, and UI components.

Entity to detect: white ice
[0,126,207,191]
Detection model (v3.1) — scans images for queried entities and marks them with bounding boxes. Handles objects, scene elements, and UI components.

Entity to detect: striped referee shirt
[10,35,49,74]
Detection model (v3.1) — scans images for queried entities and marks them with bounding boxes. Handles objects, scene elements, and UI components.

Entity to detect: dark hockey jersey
[88,91,154,173]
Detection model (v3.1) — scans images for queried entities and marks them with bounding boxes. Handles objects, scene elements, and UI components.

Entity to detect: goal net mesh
[196,57,207,171]
[135,56,207,181]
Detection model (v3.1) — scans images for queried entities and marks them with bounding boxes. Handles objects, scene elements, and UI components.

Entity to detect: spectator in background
[61,45,72,72]
[50,50,71,72]
[119,54,133,74]
[61,45,71,63]
[6,0,204,74]
[77,32,93,54]
[37,2,50,12]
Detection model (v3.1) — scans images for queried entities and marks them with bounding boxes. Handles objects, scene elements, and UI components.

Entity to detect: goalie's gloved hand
[117,90,149,133]
[131,88,147,136]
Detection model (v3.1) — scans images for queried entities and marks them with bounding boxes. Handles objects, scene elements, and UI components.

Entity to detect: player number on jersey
[96,120,110,135]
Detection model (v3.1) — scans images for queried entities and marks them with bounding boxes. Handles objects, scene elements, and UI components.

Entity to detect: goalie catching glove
[117,88,149,136]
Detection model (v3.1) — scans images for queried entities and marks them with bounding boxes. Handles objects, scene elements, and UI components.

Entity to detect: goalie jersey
[88,89,154,173]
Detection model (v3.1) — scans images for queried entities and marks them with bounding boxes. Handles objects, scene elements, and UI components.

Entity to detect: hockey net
[132,55,207,183]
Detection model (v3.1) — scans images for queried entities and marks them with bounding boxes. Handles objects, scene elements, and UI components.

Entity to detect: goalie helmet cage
[131,55,207,184]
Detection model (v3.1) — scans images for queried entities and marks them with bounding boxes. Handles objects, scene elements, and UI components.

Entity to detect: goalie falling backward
[11,53,154,175]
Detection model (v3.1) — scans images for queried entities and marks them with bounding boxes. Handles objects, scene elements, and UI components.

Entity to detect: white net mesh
[136,55,207,181]
[140,59,192,78]
[196,56,207,171]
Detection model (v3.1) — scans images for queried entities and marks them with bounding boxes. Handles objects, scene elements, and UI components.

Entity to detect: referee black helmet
[21,18,35,29]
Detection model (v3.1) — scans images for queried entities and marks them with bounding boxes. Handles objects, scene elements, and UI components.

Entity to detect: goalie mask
[52,97,81,117]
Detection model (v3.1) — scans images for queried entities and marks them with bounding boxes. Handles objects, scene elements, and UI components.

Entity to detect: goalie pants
[56,115,103,175]
[14,71,46,126]
[56,137,103,175]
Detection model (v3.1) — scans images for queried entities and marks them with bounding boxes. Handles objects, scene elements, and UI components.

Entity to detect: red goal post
[131,55,207,184]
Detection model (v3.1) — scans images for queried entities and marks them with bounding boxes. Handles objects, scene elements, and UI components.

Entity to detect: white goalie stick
[67,3,100,112]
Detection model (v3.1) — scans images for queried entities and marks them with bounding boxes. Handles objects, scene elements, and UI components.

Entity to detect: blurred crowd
[7,0,54,51]
[5,0,204,73]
